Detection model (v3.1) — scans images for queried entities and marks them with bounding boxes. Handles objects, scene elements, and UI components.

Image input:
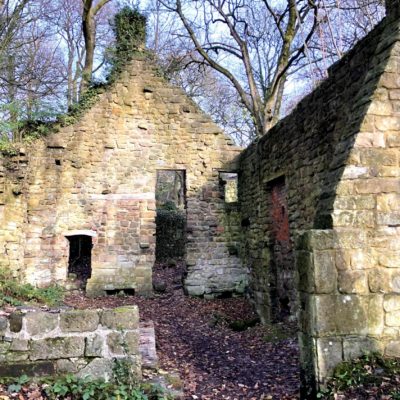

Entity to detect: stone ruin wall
[0,306,142,379]
[0,55,247,297]
[239,13,400,395]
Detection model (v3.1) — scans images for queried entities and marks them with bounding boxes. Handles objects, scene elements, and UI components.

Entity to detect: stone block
[379,251,400,268]
[4,352,29,362]
[85,334,105,357]
[316,338,343,381]
[313,294,383,336]
[0,317,8,334]
[139,322,158,369]
[296,230,336,251]
[10,339,29,352]
[107,332,124,355]
[313,251,337,294]
[385,341,400,357]
[337,270,368,294]
[350,249,373,270]
[185,285,205,296]
[30,337,85,360]
[384,294,400,311]
[60,310,100,333]
[377,193,400,212]
[343,337,381,360]
[25,312,58,336]
[9,313,23,333]
[101,306,139,330]
[386,310,400,326]
[355,178,400,194]
[56,359,78,374]
[355,131,385,148]
[0,342,11,354]
[124,331,139,355]
[335,251,351,270]
[76,358,114,381]
[336,231,368,249]
[369,268,391,292]
[368,295,384,336]
[0,361,55,378]
[313,295,337,335]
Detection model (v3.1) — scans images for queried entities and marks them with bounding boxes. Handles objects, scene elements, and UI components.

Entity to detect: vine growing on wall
[107,6,147,83]
[0,7,148,156]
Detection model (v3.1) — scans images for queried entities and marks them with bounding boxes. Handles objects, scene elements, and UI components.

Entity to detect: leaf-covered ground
[65,262,300,400]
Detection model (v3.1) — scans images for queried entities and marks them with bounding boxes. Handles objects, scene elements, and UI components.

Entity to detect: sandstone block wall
[0,55,247,297]
[0,306,141,380]
[239,13,400,395]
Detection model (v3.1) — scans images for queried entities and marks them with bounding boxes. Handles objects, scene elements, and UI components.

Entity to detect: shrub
[0,266,64,307]
[155,208,186,261]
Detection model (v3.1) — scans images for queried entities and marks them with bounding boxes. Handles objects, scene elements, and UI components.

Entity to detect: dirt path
[65,264,300,400]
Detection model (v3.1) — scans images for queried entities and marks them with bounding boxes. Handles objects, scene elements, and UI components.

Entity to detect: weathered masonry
[0,56,246,298]
[0,306,142,380]
[1,3,400,397]
[239,4,400,396]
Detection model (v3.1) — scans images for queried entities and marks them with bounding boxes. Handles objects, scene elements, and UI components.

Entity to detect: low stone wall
[0,306,141,379]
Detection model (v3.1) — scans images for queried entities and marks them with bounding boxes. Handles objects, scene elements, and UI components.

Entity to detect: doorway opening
[154,170,187,292]
[67,235,92,289]
[266,176,294,321]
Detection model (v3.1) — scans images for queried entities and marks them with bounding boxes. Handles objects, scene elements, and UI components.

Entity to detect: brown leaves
[65,262,300,399]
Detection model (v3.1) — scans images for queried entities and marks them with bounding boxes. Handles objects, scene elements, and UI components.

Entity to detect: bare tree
[159,0,320,137]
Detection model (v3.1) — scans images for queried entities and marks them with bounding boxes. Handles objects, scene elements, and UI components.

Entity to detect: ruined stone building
[1,2,400,396]
[0,56,246,298]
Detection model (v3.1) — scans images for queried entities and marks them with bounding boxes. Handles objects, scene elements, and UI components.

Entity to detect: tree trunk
[80,0,111,95]
[80,0,95,94]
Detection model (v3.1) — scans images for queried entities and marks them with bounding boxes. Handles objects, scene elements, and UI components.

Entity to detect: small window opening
[55,159,61,166]
[219,172,238,203]
[67,235,92,289]
[106,289,135,296]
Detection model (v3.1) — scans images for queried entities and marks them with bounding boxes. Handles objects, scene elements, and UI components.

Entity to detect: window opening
[219,172,238,203]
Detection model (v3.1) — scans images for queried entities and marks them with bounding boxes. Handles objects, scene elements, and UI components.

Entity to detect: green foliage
[107,7,147,83]
[0,137,18,156]
[44,368,172,400]
[114,7,146,57]
[318,353,400,399]
[0,266,64,307]
[7,374,29,393]
[159,200,178,211]
[155,208,186,261]
[113,358,139,392]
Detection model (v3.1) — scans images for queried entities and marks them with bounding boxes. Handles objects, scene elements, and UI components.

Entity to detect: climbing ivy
[0,7,148,156]
[107,7,147,84]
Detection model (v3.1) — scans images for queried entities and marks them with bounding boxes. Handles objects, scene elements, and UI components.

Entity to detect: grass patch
[318,353,400,399]
[0,266,64,307]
